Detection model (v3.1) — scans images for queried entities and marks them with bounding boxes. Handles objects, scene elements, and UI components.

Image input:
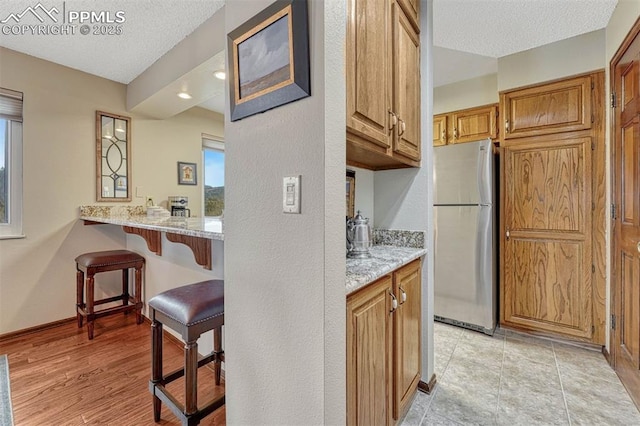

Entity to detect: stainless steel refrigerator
[433,138,496,334]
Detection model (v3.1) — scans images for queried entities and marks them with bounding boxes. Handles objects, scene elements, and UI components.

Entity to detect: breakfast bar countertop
[80,213,224,241]
[346,245,427,295]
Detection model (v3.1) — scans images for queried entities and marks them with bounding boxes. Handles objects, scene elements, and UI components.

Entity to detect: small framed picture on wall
[178,161,197,185]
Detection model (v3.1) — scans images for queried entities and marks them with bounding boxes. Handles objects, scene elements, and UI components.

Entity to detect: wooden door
[392,2,421,162]
[346,0,391,149]
[347,276,393,426]
[502,135,593,339]
[450,104,498,144]
[393,260,421,420]
[501,76,592,140]
[611,19,640,408]
[433,114,447,146]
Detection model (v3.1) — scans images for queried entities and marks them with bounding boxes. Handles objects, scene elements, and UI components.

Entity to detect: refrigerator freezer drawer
[434,204,496,332]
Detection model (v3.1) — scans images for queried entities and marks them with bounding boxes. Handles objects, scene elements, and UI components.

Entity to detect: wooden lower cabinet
[347,259,422,425]
[393,260,421,419]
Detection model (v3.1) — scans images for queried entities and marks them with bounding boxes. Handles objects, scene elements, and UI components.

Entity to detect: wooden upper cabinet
[433,104,498,146]
[397,0,419,33]
[501,75,593,140]
[346,0,420,170]
[392,2,421,161]
[433,114,447,146]
[393,259,421,420]
[450,104,498,144]
[346,0,391,150]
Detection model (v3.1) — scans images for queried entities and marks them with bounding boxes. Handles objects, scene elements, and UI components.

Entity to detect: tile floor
[402,322,640,425]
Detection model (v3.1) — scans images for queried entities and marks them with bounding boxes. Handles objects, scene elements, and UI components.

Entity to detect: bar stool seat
[75,249,145,339]
[148,280,225,426]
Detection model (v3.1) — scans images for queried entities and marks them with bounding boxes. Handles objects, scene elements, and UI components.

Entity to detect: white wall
[223,0,345,424]
[498,29,606,91]
[604,0,640,350]
[0,47,222,335]
[434,73,498,114]
[349,166,374,223]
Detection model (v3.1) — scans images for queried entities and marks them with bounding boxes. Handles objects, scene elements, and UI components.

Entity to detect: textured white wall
[223,0,345,424]
[604,0,640,351]
[433,73,498,115]
[0,47,222,335]
[497,29,606,91]
[350,166,375,223]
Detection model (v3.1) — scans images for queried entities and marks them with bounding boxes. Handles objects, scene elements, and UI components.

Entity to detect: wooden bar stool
[148,279,225,426]
[75,250,145,339]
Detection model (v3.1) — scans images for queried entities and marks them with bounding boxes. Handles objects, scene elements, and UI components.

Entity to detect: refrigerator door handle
[476,205,493,301]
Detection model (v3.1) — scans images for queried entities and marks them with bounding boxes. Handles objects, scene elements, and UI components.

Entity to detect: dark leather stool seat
[148,280,225,426]
[75,249,145,339]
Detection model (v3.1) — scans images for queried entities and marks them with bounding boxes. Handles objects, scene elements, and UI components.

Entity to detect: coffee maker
[168,196,190,217]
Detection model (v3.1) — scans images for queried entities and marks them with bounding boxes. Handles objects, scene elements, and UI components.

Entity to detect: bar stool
[148,279,225,426]
[75,249,145,340]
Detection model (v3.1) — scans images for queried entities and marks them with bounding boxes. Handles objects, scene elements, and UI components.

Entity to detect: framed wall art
[177,161,197,185]
[346,169,355,218]
[227,0,310,121]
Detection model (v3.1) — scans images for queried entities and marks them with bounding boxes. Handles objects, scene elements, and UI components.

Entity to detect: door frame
[609,16,640,366]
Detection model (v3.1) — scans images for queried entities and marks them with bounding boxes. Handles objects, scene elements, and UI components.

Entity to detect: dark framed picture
[346,170,355,218]
[177,162,197,185]
[227,0,310,121]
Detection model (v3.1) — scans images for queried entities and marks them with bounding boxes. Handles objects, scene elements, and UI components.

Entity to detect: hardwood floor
[0,315,225,425]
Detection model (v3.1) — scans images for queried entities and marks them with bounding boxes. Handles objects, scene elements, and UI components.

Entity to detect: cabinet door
[347,276,393,426]
[392,2,421,161]
[501,75,592,140]
[502,136,593,339]
[396,0,419,33]
[393,259,421,420]
[433,115,447,146]
[346,0,391,149]
[450,104,497,144]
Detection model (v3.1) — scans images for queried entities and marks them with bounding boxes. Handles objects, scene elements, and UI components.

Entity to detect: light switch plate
[283,176,301,214]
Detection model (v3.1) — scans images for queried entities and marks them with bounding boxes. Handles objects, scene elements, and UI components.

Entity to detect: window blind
[0,88,23,122]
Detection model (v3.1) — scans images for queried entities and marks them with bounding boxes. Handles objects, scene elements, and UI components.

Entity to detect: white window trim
[0,120,24,239]
[202,134,224,218]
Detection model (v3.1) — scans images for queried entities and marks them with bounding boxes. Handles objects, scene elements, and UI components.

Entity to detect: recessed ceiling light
[213,70,226,80]
[178,92,192,99]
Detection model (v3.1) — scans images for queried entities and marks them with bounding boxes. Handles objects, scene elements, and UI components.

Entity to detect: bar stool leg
[86,274,95,340]
[76,269,84,328]
[151,314,163,422]
[213,327,222,386]
[122,268,129,311]
[185,340,198,416]
[135,265,143,325]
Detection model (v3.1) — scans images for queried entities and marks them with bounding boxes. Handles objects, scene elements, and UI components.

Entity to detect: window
[202,135,224,218]
[0,88,23,238]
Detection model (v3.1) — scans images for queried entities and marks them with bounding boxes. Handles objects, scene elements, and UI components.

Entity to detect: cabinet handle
[399,287,407,304]
[441,129,446,141]
[389,291,398,312]
[637,241,640,253]
[506,228,510,241]
[389,110,398,132]
[453,128,458,140]
[398,119,406,137]
[505,120,510,133]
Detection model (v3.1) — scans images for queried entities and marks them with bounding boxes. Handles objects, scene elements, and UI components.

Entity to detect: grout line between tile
[493,331,506,425]
[552,342,572,426]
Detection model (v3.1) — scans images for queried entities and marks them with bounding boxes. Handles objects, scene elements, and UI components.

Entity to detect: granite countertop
[346,229,427,294]
[79,206,223,241]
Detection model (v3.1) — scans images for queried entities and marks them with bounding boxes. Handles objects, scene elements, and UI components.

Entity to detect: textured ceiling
[0,0,225,83]
[434,0,618,58]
